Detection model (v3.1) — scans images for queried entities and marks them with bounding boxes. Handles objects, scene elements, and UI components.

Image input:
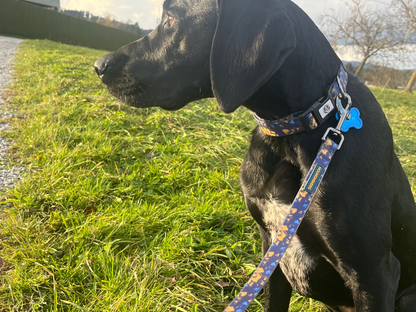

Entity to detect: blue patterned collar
[254,65,348,136]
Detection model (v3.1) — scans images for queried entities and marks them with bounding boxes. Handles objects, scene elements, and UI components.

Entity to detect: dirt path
[0,36,24,191]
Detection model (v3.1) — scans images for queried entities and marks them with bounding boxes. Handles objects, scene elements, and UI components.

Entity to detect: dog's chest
[252,197,321,296]
[280,235,321,296]
[240,141,337,297]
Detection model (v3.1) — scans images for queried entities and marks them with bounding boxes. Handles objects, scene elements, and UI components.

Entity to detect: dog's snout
[94,54,112,79]
[94,61,107,78]
[94,60,108,79]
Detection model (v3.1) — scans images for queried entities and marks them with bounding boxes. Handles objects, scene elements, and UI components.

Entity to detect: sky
[60,0,346,30]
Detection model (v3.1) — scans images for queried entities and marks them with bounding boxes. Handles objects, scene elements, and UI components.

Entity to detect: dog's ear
[210,0,296,113]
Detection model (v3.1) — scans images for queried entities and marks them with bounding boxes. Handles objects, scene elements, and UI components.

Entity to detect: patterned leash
[224,67,363,312]
[224,136,339,312]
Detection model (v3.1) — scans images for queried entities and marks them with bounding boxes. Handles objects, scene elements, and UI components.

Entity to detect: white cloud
[61,0,115,17]
[60,0,162,29]
[292,0,344,22]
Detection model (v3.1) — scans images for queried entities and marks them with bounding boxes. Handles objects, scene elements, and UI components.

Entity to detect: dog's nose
[94,54,112,79]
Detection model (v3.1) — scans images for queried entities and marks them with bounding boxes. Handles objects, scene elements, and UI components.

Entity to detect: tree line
[61,10,142,36]
[320,0,416,92]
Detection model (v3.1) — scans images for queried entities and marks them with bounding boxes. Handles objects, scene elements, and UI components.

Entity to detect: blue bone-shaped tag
[335,107,363,132]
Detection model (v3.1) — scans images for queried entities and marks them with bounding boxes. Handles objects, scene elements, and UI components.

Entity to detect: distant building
[21,0,60,11]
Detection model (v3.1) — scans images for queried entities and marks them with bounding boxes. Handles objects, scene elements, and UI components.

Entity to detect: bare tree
[320,0,401,76]
[394,0,416,92]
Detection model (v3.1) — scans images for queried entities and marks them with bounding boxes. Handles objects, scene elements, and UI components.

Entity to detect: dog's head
[94,0,296,113]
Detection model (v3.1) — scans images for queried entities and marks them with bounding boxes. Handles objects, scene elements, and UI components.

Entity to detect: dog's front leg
[258,225,292,312]
[396,284,416,311]
[244,196,293,311]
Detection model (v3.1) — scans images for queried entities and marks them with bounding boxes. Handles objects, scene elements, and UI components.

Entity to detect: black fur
[94,0,416,310]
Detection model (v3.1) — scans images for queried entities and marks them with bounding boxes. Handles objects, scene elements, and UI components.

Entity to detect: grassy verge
[373,87,416,195]
[0,39,415,312]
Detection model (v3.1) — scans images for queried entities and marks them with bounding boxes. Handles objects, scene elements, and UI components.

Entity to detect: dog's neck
[243,3,342,121]
[244,55,341,121]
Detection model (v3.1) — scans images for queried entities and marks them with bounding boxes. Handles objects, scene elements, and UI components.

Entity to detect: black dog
[94,0,416,310]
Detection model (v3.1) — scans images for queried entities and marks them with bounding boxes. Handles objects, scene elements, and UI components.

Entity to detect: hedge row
[0,0,141,51]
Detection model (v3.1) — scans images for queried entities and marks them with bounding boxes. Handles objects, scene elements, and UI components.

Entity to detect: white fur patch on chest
[280,236,319,296]
[248,195,290,239]
[248,195,320,296]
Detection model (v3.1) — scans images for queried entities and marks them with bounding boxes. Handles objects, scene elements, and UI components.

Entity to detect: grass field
[0,40,415,312]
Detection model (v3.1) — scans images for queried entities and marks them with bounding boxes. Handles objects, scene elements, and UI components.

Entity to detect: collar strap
[254,65,348,136]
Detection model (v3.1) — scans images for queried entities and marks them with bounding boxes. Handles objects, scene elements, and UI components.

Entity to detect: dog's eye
[169,16,175,26]
[165,15,175,27]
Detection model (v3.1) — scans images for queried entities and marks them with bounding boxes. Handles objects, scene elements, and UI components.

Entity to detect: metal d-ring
[337,76,347,99]
[322,127,344,150]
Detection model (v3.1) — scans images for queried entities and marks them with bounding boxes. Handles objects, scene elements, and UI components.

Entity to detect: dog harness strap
[254,64,348,135]
[224,138,339,312]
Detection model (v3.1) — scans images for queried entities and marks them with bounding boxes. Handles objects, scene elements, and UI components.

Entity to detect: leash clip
[335,93,352,131]
[322,93,352,150]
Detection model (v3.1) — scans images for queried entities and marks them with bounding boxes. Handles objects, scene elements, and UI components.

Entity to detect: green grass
[0,39,415,312]
[374,88,416,195]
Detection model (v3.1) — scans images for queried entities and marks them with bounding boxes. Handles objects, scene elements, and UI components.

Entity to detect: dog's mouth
[101,67,211,111]
[105,81,188,111]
